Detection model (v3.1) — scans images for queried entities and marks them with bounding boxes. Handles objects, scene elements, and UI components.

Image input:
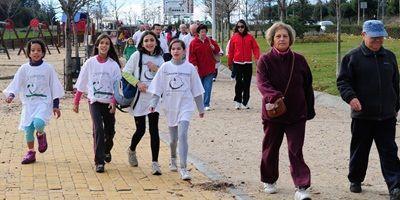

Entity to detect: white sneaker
[204,106,211,111]
[294,188,311,200]
[127,148,138,167]
[151,162,162,175]
[241,103,250,109]
[179,168,191,180]
[263,182,277,194]
[169,158,178,172]
[234,102,241,110]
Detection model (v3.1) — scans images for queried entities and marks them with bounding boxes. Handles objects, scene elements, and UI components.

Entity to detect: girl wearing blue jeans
[3,39,64,164]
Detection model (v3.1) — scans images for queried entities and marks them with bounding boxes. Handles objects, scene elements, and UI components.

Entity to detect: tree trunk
[227,13,231,39]
[64,13,74,91]
[73,22,79,58]
[279,0,286,21]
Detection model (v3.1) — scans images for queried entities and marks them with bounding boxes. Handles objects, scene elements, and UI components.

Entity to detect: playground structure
[0,19,26,59]
[18,18,60,56]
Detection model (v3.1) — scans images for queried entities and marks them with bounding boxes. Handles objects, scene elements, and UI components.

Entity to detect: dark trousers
[130,112,160,162]
[89,102,116,165]
[261,120,311,188]
[349,118,400,191]
[233,63,252,106]
[231,64,236,78]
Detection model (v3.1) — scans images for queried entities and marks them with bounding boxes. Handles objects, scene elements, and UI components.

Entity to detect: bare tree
[91,0,108,31]
[0,0,22,19]
[277,0,287,21]
[109,0,125,23]
[203,0,239,38]
[58,0,90,91]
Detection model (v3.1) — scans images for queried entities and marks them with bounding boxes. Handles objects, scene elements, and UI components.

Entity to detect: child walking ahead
[148,39,205,180]
[123,37,137,61]
[73,34,122,173]
[3,39,64,164]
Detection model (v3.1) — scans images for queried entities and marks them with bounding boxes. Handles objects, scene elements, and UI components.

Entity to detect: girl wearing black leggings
[122,31,165,175]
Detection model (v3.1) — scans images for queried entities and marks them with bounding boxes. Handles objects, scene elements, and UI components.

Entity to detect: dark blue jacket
[337,42,400,120]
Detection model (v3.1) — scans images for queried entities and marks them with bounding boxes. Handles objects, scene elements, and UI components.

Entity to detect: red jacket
[228,33,260,66]
[189,37,220,78]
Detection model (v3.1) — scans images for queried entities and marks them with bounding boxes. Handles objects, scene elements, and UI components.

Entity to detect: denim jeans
[201,73,214,107]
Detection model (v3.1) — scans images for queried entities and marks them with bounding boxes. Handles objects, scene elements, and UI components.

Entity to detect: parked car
[317,21,334,31]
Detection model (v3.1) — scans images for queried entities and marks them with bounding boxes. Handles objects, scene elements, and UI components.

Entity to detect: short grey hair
[266,22,296,47]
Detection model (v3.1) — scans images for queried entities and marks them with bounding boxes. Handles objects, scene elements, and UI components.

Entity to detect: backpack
[114,52,143,112]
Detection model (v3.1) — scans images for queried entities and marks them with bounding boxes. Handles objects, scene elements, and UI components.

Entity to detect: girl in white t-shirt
[123,31,164,175]
[3,39,64,165]
[148,39,205,180]
[73,34,122,173]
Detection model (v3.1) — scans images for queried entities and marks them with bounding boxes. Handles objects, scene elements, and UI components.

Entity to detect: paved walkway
[0,101,232,199]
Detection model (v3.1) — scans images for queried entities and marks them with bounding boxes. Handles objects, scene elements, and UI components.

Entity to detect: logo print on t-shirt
[144,69,155,80]
[169,76,184,90]
[26,83,47,97]
[93,81,113,97]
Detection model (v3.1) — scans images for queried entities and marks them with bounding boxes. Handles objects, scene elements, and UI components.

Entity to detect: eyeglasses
[237,25,245,29]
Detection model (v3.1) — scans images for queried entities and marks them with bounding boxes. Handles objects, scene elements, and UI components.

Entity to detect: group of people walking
[3,18,400,200]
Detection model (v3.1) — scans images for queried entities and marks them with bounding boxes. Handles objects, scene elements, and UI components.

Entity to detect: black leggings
[130,112,160,162]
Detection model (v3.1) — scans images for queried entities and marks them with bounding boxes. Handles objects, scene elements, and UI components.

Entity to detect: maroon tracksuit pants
[260,120,311,188]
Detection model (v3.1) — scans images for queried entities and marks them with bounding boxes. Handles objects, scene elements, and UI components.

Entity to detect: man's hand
[53,108,61,119]
[109,103,116,114]
[349,98,362,111]
[137,82,148,93]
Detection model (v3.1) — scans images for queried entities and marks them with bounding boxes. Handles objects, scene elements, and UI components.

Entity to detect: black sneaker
[96,164,105,173]
[390,188,400,200]
[105,153,112,163]
[350,182,362,193]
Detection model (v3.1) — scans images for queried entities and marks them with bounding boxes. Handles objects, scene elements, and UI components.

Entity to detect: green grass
[220,35,400,96]
[2,29,58,40]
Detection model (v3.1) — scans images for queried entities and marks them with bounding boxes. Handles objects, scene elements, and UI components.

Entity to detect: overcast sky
[39,0,207,23]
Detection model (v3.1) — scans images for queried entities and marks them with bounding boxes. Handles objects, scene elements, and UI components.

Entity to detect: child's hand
[5,96,14,103]
[53,108,61,119]
[73,104,79,113]
[147,61,158,72]
[109,103,116,114]
[137,82,148,93]
[199,113,204,118]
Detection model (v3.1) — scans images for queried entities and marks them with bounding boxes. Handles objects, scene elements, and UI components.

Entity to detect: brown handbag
[266,52,295,118]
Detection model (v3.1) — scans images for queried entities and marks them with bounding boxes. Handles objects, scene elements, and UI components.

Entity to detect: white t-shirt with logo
[123,51,164,116]
[74,56,121,104]
[148,60,204,126]
[3,61,65,129]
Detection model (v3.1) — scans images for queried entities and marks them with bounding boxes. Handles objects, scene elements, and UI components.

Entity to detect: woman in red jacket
[228,19,260,109]
[189,24,220,111]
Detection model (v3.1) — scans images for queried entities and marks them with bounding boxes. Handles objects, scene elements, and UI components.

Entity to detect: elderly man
[337,20,400,200]
[182,23,198,59]
[175,24,188,40]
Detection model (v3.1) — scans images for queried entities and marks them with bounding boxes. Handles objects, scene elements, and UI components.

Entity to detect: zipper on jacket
[374,54,383,119]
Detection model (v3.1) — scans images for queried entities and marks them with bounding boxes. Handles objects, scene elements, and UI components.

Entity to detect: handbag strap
[132,52,143,109]
[283,52,295,97]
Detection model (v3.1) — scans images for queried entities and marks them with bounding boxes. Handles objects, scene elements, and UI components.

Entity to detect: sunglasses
[237,25,245,29]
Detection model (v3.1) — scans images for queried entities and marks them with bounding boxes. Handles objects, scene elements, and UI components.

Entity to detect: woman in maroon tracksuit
[256,22,315,200]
